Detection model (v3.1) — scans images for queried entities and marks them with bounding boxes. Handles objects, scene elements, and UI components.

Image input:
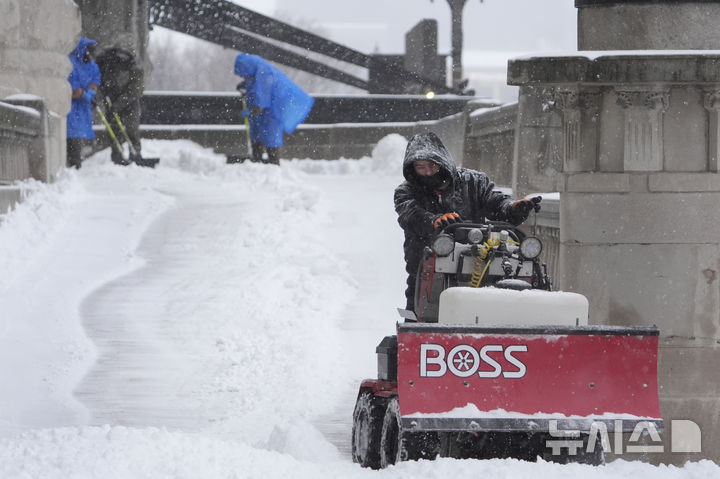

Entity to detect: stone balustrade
[0,100,39,212]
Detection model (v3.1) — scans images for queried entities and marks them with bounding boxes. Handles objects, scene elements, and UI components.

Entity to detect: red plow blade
[397,323,662,433]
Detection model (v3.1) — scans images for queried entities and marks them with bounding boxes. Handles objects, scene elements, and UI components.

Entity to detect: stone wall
[462,94,563,200]
[120,93,484,162]
[0,0,80,117]
[0,0,80,187]
[463,102,517,189]
[138,111,470,162]
[577,0,720,50]
[509,50,720,466]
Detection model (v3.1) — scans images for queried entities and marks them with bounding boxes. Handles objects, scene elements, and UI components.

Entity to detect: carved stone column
[703,88,720,172]
[615,87,669,171]
[554,88,601,172]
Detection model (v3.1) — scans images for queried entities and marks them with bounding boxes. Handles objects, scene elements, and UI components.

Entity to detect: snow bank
[285,133,407,177]
[370,133,408,174]
[0,175,85,292]
[0,425,717,479]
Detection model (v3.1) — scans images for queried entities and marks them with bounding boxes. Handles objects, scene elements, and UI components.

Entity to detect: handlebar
[438,220,526,243]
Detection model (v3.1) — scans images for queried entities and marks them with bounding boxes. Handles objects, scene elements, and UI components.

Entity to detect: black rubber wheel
[379,396,440,468]
[379,397,402,467]
[351,391,386,469]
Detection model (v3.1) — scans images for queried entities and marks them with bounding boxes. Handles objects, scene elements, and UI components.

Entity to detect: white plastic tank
[438,287,589,326]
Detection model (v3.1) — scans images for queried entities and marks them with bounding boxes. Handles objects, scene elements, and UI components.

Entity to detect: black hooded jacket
[95,47,143,113]
[394,132,515,261]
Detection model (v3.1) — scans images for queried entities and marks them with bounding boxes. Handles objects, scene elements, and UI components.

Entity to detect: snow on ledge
[0,101,40,118]
[512,49,720,61]
[405,404,661,421]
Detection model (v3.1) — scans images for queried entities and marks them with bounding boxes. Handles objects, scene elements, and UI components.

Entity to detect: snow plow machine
[352,220,662,468]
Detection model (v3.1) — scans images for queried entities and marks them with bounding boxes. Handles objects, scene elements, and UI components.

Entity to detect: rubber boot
[267,147,280,165]
[251,142,264,163]
[66,138,83,169]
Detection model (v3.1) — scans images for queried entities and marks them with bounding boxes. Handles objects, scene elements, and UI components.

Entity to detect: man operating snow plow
[351,219,663,468]
[351,132,662,469]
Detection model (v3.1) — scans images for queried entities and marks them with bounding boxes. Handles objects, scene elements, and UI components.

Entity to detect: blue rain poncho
[67,37,101,139]
[234,53,314,147]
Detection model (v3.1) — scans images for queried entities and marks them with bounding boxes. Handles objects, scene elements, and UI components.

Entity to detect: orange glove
[433,212,462,229]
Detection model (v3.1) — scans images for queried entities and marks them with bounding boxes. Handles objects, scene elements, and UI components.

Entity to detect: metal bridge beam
[148,0,459,94]
[149,0,370,66]
[149,2,369,89]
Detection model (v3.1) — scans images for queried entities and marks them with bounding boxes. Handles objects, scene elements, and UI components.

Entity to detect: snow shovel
[227,82,254,164]
[95,104,132,166]
[104,97,159,168]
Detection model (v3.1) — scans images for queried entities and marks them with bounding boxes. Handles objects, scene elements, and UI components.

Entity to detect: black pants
[404,246,423,311]
[67,138,83,169]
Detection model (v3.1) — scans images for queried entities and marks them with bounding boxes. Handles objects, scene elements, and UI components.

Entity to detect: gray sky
[235,0,578,57]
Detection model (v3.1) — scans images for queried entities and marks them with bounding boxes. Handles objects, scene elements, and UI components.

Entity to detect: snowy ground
[0,137,717,478]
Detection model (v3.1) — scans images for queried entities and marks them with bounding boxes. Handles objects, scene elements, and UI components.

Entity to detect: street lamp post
[446,0,468,90]
[432,0,478,91]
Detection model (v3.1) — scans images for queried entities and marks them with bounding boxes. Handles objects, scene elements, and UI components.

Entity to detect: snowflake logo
[447,345,481,377]
[452,351,475,371]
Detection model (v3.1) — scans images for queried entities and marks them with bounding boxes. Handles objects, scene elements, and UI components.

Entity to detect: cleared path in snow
[75,187,250,430]
[0,172,171,437]
[70,159,405,457]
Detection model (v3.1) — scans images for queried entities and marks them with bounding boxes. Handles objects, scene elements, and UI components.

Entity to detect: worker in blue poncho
[234,53,314,165]
[66,37,101,169]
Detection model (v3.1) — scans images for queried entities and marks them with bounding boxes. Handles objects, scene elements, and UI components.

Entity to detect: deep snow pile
[0,137,717,478]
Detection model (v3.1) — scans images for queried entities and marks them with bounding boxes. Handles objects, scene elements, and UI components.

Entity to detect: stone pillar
[0,0,80,115]
[0,0,81,182]
[577,0,720,50]
[76,0,149,66]
[508,51,720,465]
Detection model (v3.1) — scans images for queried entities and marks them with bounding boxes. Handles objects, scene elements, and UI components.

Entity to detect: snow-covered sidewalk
[0,139,717,478]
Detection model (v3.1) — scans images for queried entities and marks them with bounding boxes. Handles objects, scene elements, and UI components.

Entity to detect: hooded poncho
[234,53,314,147]
[67,37,101,139]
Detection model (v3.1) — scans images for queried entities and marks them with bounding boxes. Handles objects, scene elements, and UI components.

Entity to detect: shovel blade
[134,157,160,168]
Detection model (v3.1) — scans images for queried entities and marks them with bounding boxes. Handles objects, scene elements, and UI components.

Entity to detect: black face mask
[417,170,450,190]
